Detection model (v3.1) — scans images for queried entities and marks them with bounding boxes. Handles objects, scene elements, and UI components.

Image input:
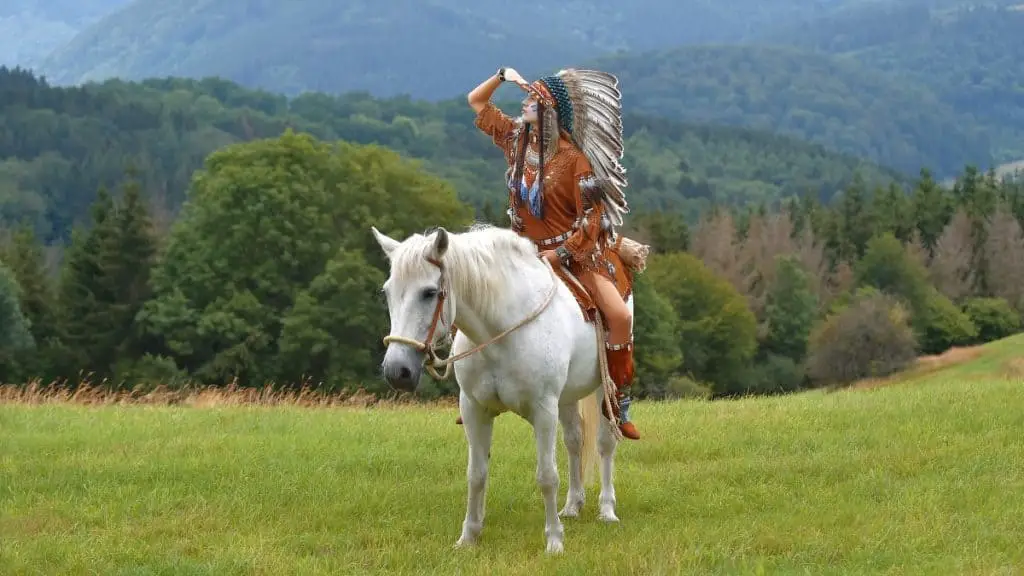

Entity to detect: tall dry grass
[0,378,458,409]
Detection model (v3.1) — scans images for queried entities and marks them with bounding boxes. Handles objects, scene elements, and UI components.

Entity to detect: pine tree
[0,261,34,382]
[871,183,913,242]
[57,186,119,381]
[110,175,158,363]
[0,224,59,380]
[837,175,873,262]
[912,168,954,255]
[55,171,158,385]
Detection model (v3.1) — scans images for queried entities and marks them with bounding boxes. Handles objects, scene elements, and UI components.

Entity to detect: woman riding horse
[463,66,641,440]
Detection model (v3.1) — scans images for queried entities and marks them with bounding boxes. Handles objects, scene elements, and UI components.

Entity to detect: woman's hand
[539,250,561,268]
[502,67,530,90]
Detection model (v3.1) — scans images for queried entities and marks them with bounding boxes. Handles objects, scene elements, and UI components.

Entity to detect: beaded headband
[527,77,575,136]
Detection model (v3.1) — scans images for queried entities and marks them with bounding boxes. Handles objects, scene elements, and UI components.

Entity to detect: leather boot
[604,341,640,440]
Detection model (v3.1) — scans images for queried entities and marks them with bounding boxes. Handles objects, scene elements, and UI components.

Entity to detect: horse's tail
[579,388,601,488]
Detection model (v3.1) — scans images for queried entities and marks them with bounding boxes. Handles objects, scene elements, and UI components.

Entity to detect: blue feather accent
[518,175,543,218]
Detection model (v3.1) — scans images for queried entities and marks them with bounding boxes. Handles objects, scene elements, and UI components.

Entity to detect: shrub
[962,297,1022,344]
[916,288,978,354]
[645,252,758,396]
[114,354,191,391]
[806,292,918,386]
[743,354,808,395]
[663,375,713,400]
[854,232,977,354]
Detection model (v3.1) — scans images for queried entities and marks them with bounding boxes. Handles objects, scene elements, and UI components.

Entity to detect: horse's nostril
[399,366,412,380]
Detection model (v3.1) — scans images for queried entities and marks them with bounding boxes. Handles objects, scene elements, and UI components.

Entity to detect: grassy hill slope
[2,335,1022,573]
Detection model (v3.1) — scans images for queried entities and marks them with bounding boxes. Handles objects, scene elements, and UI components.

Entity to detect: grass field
[2,337,1024,575]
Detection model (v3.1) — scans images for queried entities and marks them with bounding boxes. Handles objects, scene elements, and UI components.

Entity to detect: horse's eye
[421,287,438,300]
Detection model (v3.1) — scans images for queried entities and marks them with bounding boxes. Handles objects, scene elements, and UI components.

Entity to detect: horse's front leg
[557,402,585,518]
[597,391,620,523]
[455,391,494,548]
[532,400,564,554]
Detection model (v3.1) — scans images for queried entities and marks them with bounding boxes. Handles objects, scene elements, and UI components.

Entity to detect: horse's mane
[389,222,546,318]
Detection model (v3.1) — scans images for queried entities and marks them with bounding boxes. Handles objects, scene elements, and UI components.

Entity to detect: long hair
[508,101,560,219]
[510,122,531,201]
[537,101,546,205]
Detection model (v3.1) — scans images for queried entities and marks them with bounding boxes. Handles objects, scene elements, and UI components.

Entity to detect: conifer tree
[57,186,119,381]
[0,261,34,382]
[111,174,158,364]
[55,170,158,385]
[0,224,58,380]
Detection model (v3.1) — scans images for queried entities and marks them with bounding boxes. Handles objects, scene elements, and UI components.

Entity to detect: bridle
[382,254,559,380]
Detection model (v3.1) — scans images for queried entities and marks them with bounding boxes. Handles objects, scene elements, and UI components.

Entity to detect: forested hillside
[0,68,904,245]
[2,125,1023,399]
[766,3,1024,163]
[590,45,992,176]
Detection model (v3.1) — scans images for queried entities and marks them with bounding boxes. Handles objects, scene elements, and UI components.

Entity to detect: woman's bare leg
[580,270,640,440]
[579,271,632,345]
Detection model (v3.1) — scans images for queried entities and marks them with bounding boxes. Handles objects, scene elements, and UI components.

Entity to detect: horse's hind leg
[597,393,620,523]
[557,402,585,518]
[531,399,564,554]
[455,392,494,548]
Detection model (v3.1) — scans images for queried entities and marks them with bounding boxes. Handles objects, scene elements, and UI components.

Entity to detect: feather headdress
[526,69,630,226]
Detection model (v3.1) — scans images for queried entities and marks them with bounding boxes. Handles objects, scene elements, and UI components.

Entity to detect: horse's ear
[431,227,449,259]
[371,226,400,258]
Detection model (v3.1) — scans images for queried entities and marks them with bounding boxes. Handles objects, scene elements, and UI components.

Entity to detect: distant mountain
[37,0,591,99]
[0,0,130,67]
[36,0,891,98]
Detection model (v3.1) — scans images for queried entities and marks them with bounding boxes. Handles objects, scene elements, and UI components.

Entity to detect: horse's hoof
[598,511,620,523]
[454,537,477,549]
[545,540,565,555]
[558,503,582,518]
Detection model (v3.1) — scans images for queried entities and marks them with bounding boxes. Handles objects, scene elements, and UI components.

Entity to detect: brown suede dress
[474,102,633,300]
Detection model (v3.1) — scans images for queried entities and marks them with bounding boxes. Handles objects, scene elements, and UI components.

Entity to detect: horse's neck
[453,257,555,345]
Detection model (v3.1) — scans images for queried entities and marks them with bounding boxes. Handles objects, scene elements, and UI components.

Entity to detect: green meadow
[2,337,1023,575]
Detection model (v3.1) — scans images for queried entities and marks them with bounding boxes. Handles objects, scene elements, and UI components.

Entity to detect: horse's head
[372,225,453,392]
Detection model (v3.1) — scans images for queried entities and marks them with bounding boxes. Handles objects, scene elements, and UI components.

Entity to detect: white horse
[371,223,628,554]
